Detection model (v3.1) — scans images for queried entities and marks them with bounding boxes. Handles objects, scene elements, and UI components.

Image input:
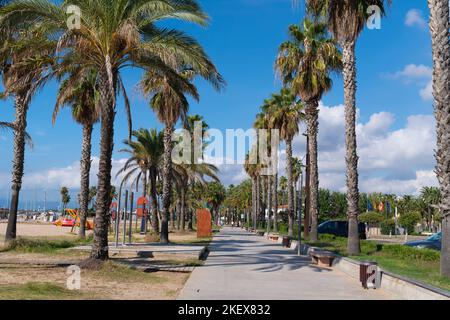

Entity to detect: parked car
[317,220,367,239]
[404,231,441,251]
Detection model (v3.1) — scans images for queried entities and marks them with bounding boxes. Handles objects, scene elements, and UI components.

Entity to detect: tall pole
[115,187,122,247]
[122,190,128,245]
[298,169,303,256]
[129,192,134,244]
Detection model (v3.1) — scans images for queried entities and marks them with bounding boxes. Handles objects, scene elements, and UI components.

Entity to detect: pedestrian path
[178,227,395,300]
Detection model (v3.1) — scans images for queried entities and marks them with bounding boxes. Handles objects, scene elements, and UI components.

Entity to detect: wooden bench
[310,251,337,268]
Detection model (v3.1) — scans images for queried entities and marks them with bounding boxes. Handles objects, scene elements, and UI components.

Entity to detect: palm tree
[269,89,303,237]
[117,128,164,235]
[427,0,450,278]
[60,187,71,213]
[306,0,391,254]
[244,151,260,230]
[276,18,342,241]
[1,0,223,259]
[0,28,55,243]
[53,69,99,239]
[142,67,223,244]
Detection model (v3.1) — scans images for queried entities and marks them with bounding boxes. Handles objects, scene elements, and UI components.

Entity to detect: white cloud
[387,64,433,101]
[405,9,427,29]
[420,80,433,101]
[389,64,432,81]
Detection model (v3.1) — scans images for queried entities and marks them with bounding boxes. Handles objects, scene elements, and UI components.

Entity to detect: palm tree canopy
[53,68,99,126]
[0,0,224,112]
[117,128,164,189]
[266,88,304,142]
[276,18,342,102]
[306,0,392,44]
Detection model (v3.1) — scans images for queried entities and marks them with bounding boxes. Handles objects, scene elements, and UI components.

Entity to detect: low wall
[331,255,450,300]
[263,234,450,300]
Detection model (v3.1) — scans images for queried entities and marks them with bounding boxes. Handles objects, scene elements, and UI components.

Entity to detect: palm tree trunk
[267,175,272,234]
[427,0,450,277]
[142,169,148,232]
[149,170,159,234]
[256,175,260,229]
[175,195,180,230]
[252,177,257,230]
[286,138,294,237]
[306,100,320,242]
[273,173,278,232]
[342,41,361,255]
[5,93,28,243]
[78,123,93,239]
[160,125,173,244]
[181,187,186,230]
[261,176,266,228]
[91,69,115,260]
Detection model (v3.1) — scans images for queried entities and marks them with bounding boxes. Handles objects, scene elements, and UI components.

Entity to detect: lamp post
[297,167,303,256]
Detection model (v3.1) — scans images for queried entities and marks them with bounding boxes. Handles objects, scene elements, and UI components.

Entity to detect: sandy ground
[0,224,203,299]
[0,263,189,300]
[0,222,93,238]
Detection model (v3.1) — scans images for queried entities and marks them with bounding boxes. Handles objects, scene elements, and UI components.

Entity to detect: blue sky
[0,0,436,208]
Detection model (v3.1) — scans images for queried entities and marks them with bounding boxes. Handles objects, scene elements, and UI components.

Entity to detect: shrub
[380,219,395,235]
[381,244,440,262]
[399,212,422,234]
[359,212,384,225]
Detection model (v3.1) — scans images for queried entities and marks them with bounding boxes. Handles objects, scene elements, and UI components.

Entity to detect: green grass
[94,261,166,283]
[0,236,93,254]
[306,234,450,292]
[0,282,85,300]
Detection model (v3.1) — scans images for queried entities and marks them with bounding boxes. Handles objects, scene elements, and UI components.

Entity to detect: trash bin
[360,261,378,289]
[282,236,290,247]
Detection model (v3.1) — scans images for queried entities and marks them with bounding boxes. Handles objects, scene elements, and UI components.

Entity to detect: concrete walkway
[178,227,395,300]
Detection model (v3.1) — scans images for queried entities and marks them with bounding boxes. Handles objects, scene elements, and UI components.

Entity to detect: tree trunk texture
[342,41,361,255]
[306,100,320,242]
[149,170,159,234]
[181,188,186,230]
[286,139,294,237]
[91,70,115,260]
[267,175,272,234]
[78,123,93,239]
[252,177,257,230]
[427,0,450,277]
[273,173,278,232]
[160,125,173,244]
[5,93,28,243]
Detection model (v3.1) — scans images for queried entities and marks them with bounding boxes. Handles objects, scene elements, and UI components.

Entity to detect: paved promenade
[178,227,395,300]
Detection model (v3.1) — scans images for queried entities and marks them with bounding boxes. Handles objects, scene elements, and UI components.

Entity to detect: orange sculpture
[196,208,212,238]
[136,196,149,218]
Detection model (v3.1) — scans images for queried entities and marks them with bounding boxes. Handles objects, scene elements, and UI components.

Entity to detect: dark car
[404,232,442,251]
[317,220,367,239]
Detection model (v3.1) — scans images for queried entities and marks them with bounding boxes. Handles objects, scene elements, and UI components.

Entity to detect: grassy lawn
[0,282,92,300]
[0,236,93,255]
[305,234,450,292]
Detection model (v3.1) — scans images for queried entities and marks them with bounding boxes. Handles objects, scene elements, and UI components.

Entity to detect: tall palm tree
[0,29,55,243]
[53,69,99,239]
[142,68,223,244]
[276,18,342,241]
[306,0,391,254]
[1,0,223,259]
[117,128,164,235]
[244,151,260,230]
[269,89,303,237]
[427,0,450,277]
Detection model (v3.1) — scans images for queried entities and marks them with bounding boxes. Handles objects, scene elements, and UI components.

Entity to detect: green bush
[381,244,440,262]
[399,212,422,234]
[359,212,384,225]
[380,219,395,235]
